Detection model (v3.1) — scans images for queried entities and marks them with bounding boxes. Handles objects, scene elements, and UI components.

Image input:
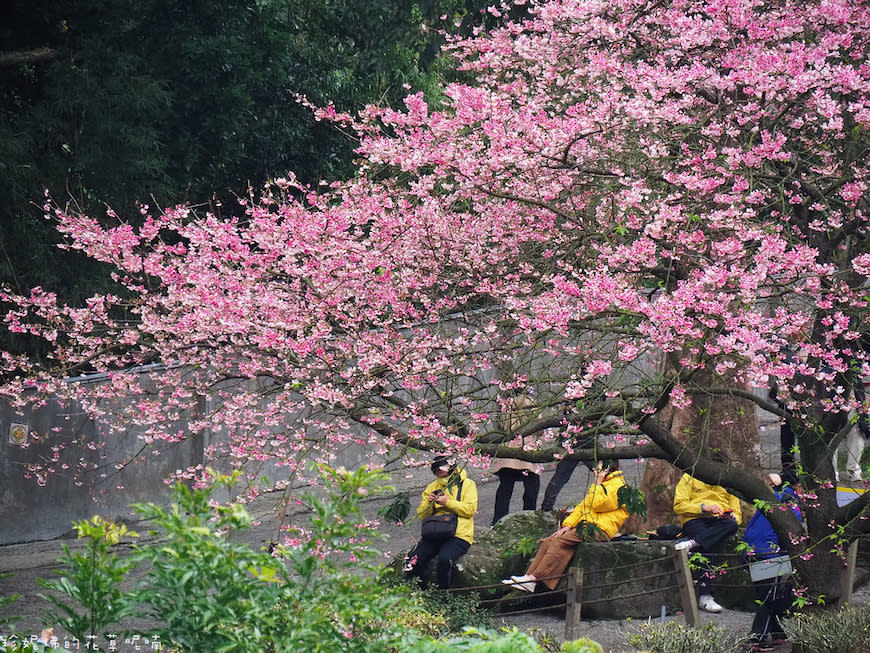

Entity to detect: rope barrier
[433,541,810,626]
[450,564,680,610]
[449,564,749,598]
[581,584,681,605]
[584,569,676,590]
[478,586,563,606]
[440,571,566,593]
[444,553,679,597]
[592,552,677,570]
[495,603,568,617]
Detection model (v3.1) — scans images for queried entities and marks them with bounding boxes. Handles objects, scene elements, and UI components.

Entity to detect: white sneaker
[849,471,863,482]
[674,539,695,551]
[510,574,535,583]
[698,594,722,613]
[501,575,536,593]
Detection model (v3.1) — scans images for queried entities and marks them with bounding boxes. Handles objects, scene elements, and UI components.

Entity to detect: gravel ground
[492,596,768,653]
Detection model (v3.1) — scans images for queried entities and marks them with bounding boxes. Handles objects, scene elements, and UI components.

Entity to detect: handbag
[420,479,463,541]
[748,554,793,582]
[421,512,458,541]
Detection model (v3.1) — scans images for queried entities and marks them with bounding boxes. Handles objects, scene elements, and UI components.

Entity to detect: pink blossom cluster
[0,0,868,503]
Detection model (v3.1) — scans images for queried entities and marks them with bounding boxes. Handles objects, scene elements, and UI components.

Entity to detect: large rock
[458,509,560,596]
[562,539,686,618]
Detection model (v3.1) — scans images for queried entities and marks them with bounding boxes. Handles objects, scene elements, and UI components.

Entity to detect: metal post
[838,539,859,608]
[674,547,699,626]
[564,567,584,640]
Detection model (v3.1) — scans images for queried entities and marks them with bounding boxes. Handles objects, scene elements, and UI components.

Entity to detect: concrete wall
[0,348,777,546]
[0,388,202,545]
[0,371,376,545]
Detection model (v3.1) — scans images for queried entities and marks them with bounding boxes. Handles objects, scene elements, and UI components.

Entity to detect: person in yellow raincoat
[404,455,478,589]
[672,466,742,613]
[501,460,629,593]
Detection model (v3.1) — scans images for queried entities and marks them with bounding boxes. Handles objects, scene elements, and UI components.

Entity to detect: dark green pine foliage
[0,0,499,358]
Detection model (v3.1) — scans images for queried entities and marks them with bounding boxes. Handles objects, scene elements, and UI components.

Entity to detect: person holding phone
[672,460,742,614]
[404,455,478,589]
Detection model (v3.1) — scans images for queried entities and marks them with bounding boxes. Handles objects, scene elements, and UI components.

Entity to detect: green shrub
[559,637,605,653]
[506,535,539,557]
[131,466,420,652]
[413,588,492,636]
[385,601,450,639]
[39,466,431,653]
[37,516,139,643]
[521,627,560,652]
[0,573,21,631]
[782,604,870,653]
[406,627,544,652]
[625,621,742,653]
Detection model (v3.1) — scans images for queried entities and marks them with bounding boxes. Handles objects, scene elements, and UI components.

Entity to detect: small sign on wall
[9,422,30,446]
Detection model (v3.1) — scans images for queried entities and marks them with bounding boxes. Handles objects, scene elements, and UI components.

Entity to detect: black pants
[405,536,470,589]
[540,458,593,511]
[771,391,798,471]
[681,516,738,593]
[748,573,792,642]
[780,419,796,471]
[492,468,540,525]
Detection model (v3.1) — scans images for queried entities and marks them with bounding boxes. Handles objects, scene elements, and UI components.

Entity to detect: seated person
[742,473,800,652]
[404,456,478,589]
[672,462,742,614]
[502,460,628,593]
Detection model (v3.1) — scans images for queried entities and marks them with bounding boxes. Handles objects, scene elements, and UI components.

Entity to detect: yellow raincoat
[673,473,742,525]
[561,470,629,539]
[416,469,478,544]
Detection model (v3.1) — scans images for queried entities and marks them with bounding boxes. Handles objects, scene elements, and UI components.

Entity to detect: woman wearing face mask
[404,455,478,589]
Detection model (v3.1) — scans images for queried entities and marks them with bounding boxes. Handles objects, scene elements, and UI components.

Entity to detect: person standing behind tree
[404,456,478,589]
[540,398,598,511]
[491,388,541,525]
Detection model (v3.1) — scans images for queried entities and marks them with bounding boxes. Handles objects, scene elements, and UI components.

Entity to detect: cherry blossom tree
[2,0,870,600]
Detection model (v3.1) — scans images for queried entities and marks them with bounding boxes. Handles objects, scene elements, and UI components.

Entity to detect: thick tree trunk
[788,395,853,602]
[628,365,762,533]
[796,490,853,603]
